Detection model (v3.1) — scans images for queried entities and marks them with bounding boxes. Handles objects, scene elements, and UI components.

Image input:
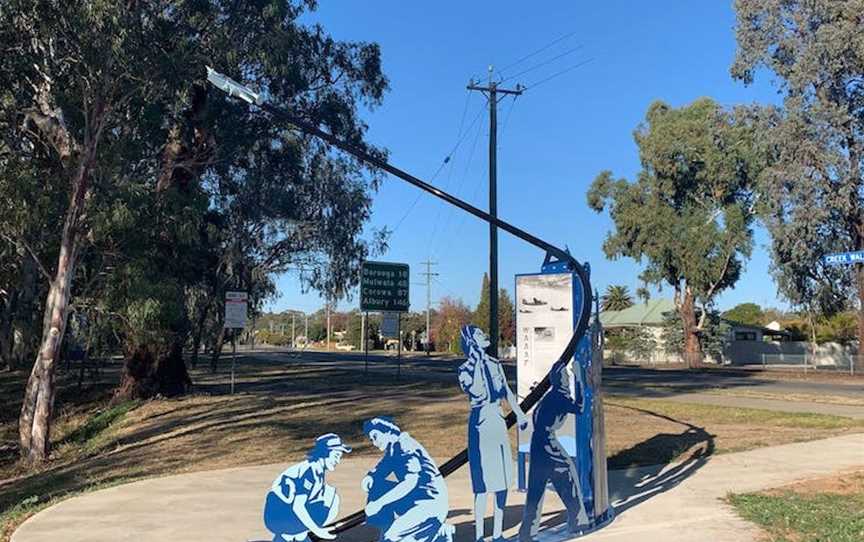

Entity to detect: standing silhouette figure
[518,360,587,542]
[458,325,528,542]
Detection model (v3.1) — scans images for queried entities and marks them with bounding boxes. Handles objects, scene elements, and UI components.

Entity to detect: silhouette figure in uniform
[518,360,586,542]
[362,417,454,542]
[458,325,528,542]
[263,434,350,542]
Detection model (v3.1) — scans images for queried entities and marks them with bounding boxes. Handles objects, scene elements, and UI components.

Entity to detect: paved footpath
[12,434,864,542]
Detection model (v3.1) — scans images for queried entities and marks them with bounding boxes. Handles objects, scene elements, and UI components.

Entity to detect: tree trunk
[19,270,75,461]
[114,340,191,402]
[856,264,864,372]
[679,287,702,369]
[19,144,95,461]
[210,326,225,373]
[190,300,212,369]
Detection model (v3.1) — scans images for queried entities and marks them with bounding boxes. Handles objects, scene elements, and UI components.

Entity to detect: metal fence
[761,353,860,376]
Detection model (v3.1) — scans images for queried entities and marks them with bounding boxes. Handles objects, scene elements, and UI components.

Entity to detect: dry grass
[706,388,864,407]
[2,357,863,542]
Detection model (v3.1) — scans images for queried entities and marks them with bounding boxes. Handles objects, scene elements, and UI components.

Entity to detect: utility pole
[420,259,438,355]
[304,313,308,343]
[291,312,296,348]
[468,66,523,357]
[326,299,332,351]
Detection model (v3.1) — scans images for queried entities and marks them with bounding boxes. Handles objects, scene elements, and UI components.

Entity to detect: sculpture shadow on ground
[446,403,715,541]
[603,403,716,515]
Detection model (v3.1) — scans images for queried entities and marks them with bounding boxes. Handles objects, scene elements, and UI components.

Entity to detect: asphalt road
[230,348,864,399]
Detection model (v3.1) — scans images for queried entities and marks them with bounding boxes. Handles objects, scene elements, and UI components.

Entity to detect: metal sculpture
[518,361,587,542]
[263,434,351,542]
[458,325,528,542]
[206,67,609,540]
[362,417,454,542]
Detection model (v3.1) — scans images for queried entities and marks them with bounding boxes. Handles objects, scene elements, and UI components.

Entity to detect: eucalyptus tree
[732,0,864,346]
[588,98,766,366]
[0,0,387,462]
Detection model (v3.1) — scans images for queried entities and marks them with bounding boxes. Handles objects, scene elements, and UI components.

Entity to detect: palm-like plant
[601,285,634,311]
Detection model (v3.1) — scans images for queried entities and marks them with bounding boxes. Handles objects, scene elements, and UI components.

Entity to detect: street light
[206,66,261,105]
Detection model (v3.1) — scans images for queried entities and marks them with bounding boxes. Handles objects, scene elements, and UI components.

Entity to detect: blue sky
[267,1,786,315]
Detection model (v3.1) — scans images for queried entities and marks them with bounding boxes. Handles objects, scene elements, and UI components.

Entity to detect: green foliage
[815,312,858,345]
[732,1,864,320]
[588,98,765,356]
[498,288,515,347]
[434,296,472,354]
[473,274,491,335]
[605,327,657,362]
[661,309,729,361]
[722,303,764,327]
[471,275,515,347]
[601,285,634,311]
[62,401,140,447]
[0,1,392,388]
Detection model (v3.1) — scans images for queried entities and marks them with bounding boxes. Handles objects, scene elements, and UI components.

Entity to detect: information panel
[224,291,248,329]
[360,262,409,312]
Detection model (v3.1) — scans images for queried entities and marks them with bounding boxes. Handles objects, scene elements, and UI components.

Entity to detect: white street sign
[224,291,248,329]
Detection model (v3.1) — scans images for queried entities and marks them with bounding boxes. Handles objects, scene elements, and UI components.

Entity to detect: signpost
[224,291,248,394]
[823,251,864,266]
[361,262,409,377]
[821,251,861,375]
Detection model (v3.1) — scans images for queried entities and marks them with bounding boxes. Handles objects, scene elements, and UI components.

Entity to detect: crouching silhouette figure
[263,434,350,542]
[518,361,587,542]
[362,417,454,542]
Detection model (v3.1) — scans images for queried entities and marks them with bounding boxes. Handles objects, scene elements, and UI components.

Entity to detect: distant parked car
[335,343,355,351]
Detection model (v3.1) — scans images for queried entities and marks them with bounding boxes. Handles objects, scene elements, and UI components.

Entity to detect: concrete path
[12,434,864,542]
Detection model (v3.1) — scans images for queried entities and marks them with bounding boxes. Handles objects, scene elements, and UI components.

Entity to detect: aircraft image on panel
[519,309,533,314]
[551,307,569,312]
[521,297,548,306]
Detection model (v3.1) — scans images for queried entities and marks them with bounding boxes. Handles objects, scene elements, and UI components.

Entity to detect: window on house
[734,331,757,341]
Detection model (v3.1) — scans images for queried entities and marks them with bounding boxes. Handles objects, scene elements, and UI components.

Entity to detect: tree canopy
[601,285,634,311]
[588,98,766,365]
[721,303,765,327]
[732,0,864,346]
[0,0,389,462]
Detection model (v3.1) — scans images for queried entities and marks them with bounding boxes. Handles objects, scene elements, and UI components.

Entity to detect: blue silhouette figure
[362,417,454,542]
[518,360,587,542]
[458,325,528,542]
[263,433,351,542]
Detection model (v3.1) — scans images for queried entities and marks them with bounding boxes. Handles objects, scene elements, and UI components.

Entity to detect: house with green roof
[599,298,791,365]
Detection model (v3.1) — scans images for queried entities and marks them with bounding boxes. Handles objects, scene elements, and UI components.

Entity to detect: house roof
[599,298,676,327]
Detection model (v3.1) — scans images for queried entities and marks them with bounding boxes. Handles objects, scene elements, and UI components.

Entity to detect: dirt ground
[761,470,864,497]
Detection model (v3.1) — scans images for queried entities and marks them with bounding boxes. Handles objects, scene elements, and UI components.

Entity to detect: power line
[498,30,580,76]
[429,112,485,260]
[525,58,595,90]
[502,94,519,132]
[390,94,484,236]
[501,44,585,83]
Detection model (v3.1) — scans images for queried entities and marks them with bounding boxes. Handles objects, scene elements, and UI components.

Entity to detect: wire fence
[760,353,860,376]
[605,349,861,376]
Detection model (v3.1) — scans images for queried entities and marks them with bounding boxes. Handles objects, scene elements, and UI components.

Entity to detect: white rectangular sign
[516,272,577,450]
[224,291,248,329]
[380,311,400,339]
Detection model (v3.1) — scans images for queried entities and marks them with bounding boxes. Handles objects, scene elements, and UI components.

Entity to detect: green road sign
[361,262,409,312]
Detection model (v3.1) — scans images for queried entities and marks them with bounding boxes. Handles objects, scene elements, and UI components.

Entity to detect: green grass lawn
[729,472,864,542]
